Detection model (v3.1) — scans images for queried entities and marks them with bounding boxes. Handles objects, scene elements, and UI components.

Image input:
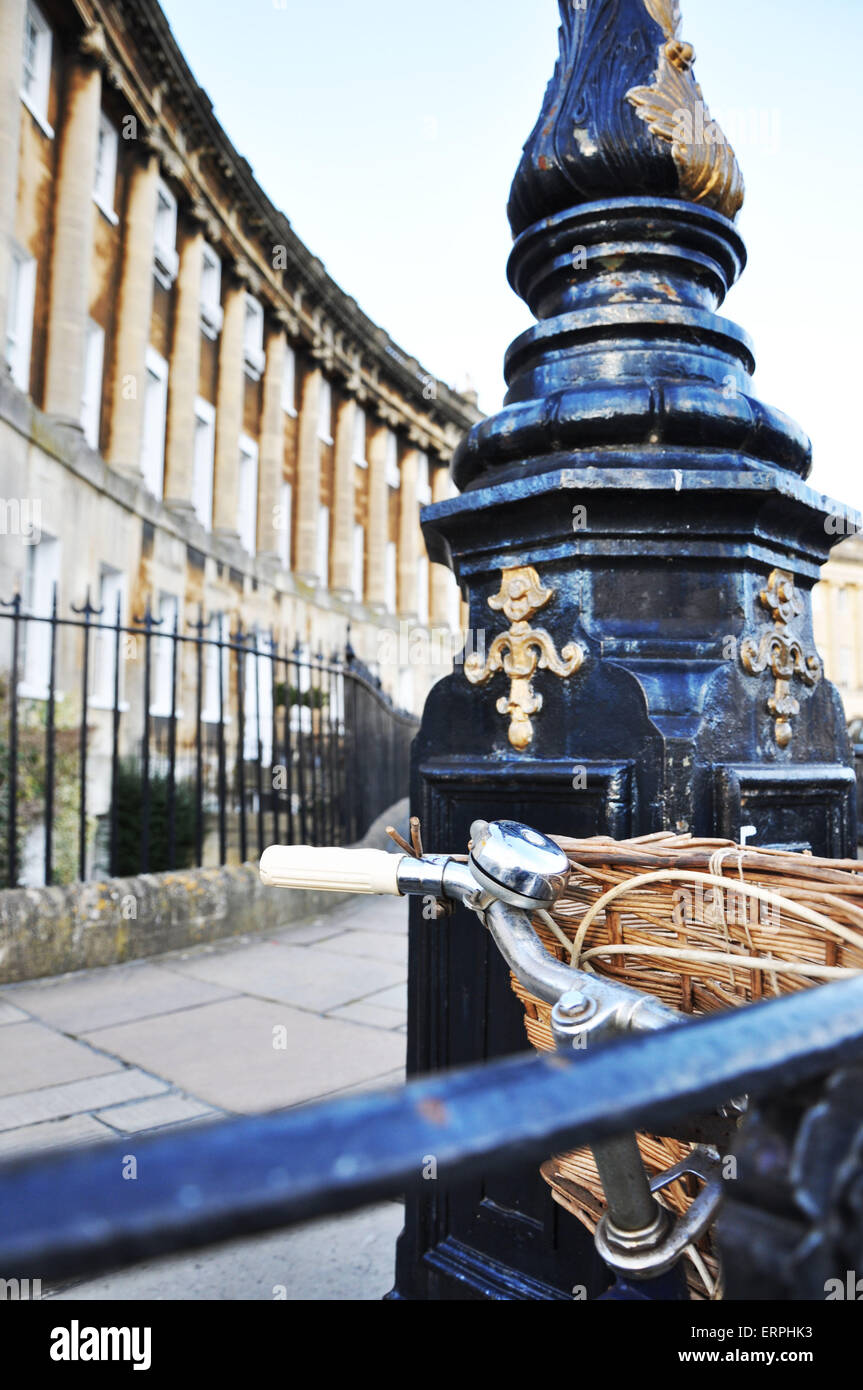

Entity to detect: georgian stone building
[814,535,863,725]
[0,0,479,717]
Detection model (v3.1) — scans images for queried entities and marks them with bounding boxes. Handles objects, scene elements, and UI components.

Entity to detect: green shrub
[112,760,197,877]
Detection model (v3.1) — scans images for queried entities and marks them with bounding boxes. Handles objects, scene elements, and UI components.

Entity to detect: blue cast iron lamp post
[392,0,860,1300]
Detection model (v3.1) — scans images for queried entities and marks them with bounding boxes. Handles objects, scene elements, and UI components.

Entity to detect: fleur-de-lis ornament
[740,569,823,749]
[465,567,585,751]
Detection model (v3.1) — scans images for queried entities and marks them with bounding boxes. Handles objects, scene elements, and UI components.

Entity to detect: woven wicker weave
[511,832,863,1299]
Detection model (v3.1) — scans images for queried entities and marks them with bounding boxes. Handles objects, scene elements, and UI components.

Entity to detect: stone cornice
[74,0,481,458]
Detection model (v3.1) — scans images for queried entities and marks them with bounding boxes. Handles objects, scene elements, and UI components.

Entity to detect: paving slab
[0,1068,169,1131]
[313,930,409,966]
[0,1000,28,1025]
[48,1202,404,1301]
[160,940,405,1014]
[96,1093,215,1133]
[0,1112,115,1157]
[0,1021,121,1098]
[0,962,237,1034]
[81,996,405,1112]
[327,1001,406,1030]
[359,983,413,1013]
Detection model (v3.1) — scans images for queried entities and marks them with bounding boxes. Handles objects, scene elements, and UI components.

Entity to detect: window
[352,407,367,468]
[281,345,297,415]
[199,243,223,339]
[202,614,229,723]
[151,593,180,716]
[385,541,397,613]
[352,524,365,603]
[316,505,330,587]
[192,397,215,529]
[386,431,400,489]
[243,629,273,764]
[19,535,59,698]
[237,434,259,554]
[5,249,36,391]
[92,566,125,707]
[20,1,52,136]
[417,452,431,505]
[243,295,265,380]
[417,554,430,625]
[153,180,178,289]
[93,113,118,222]
[398,667,414,713]
[140,347,169,498]
[278,481,292,570]
[317,377,333,445]
[81,320,104,449]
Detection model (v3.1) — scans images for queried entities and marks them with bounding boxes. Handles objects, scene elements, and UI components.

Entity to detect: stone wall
[0,797,409,984]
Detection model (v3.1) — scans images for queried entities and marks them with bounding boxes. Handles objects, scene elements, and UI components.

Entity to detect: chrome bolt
[553,989,595,1021]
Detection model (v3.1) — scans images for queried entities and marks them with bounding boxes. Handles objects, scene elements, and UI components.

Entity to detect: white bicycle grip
[259,845,404,896]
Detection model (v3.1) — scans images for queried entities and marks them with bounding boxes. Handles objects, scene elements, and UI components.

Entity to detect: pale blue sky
[160,0,863,509]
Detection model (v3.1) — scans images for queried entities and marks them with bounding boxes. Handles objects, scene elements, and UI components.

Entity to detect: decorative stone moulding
[464,567,585,751]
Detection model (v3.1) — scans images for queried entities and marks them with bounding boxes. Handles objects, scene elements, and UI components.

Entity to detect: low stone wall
[0,865,348,986]
[0,800,410,985]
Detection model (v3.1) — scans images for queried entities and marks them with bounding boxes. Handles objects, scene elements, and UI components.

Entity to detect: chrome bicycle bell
[468,820,571,911]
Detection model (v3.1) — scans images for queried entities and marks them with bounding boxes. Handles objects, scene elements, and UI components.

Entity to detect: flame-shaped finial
[508,0,744,238]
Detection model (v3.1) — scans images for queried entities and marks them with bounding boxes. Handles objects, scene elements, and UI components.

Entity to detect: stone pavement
[0,893,410,1300]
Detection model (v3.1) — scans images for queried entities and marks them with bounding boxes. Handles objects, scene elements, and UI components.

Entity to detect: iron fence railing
[0,590,418,889]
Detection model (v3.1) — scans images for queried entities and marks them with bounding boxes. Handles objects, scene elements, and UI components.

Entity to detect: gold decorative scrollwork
[626,0,744,220]
[464,567,585,751]
[740,569,822,749]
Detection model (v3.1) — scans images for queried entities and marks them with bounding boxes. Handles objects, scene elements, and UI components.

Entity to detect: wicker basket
[511,832,863,1299]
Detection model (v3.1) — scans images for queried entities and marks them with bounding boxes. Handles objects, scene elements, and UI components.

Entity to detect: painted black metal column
[393,0,858,1300]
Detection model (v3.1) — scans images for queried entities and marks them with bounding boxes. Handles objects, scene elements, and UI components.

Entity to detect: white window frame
[385,430,400,489]
[243,629,274,764]
[352,406,367,468]
[19,534,60,700]
[281,344,297,415]
[81,319,104,449]
[237,433,259,554]
[192,396,215,530]
[417,451,432,505]
[141,345,169,499]
[5,248,36,392]
[385,540,397,614]
[93,111,119,224]
[199,242,223,339]
[278,480,292,570]
[316,504,330,588]
[202,613,230,724]
[150,592,180,717]
[20,1,53,138]
[398,667,414,714]
[153,179,179,290]
[417,553,430,626]
[352,523,365,603]
[317,377,333,445]
[243,295,265,380]
[91,566,126,709]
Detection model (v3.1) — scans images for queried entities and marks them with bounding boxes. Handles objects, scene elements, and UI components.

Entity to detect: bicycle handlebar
[259,845,405,896]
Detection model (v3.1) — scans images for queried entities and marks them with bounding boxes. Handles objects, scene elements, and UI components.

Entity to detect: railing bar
[109,591,122,878]
[44,586,58,886]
